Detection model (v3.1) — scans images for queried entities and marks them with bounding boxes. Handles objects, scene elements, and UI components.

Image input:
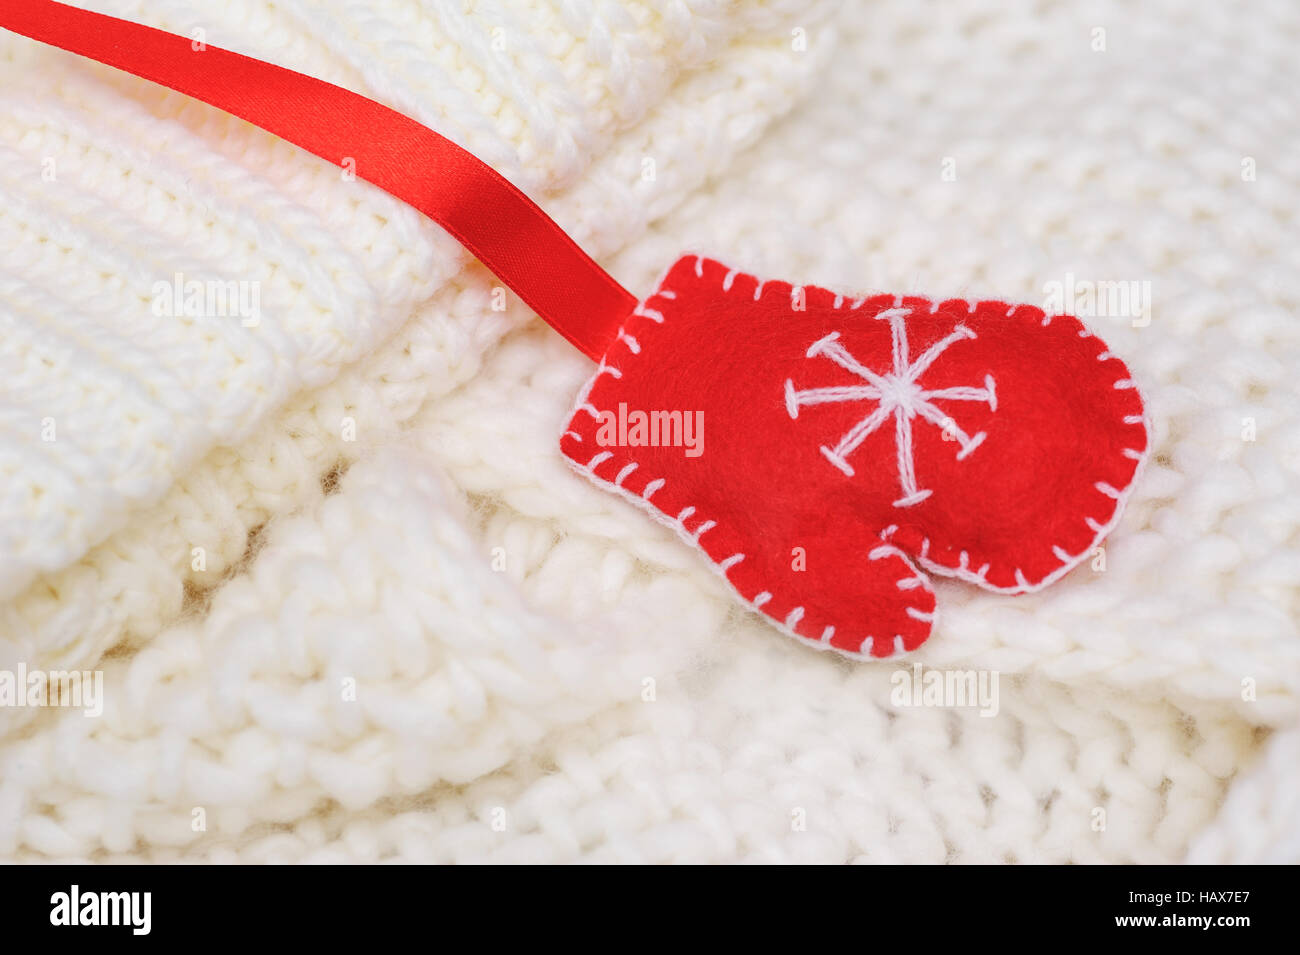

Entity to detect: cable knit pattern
[1,0,1298,862]
[1187,724,1300,864]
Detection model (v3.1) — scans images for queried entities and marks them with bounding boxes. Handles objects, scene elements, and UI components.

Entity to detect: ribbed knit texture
[1,0,1297,862]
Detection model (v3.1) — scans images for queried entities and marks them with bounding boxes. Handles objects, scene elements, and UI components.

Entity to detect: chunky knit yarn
[1,0,1297,862]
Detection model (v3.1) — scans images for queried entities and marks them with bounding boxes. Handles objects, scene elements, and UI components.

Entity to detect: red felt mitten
[561,256,1148,658]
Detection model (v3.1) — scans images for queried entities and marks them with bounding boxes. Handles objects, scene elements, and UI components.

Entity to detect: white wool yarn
[1187,724,1300,864]
[2,0,1298,863]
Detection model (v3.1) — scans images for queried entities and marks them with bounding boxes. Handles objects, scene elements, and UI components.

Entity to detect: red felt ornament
[560,256,1147,658]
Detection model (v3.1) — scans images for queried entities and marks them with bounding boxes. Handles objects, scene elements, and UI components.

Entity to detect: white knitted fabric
[1,0,1297,863]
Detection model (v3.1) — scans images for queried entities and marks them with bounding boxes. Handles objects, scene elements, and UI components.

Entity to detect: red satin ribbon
[1,0,636,361]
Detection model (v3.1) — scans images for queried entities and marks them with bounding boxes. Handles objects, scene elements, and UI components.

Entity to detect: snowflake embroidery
[784,308,997,507]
